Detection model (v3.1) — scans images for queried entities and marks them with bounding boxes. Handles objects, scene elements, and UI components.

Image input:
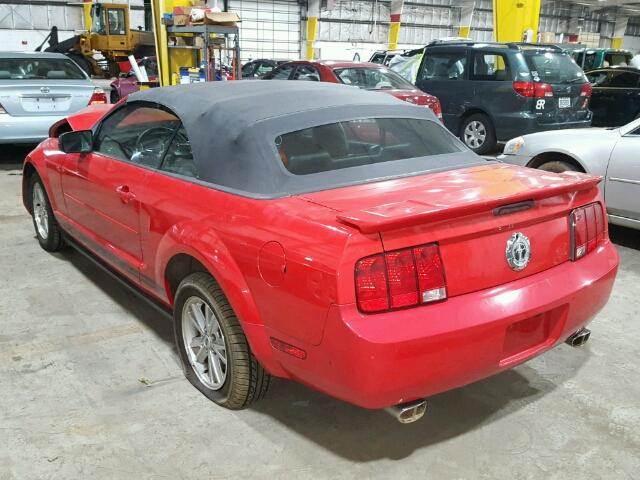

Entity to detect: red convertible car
[23,81,618,422]
[262,60,443,120]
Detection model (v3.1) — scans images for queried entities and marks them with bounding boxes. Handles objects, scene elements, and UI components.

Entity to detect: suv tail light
[355,244,447,313]
[570,202,605,260]
[580,83,592,97]
[88,87,107,105]
[512,81,554,98]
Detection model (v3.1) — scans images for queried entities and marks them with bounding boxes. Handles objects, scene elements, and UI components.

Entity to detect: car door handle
[116,185,136,204]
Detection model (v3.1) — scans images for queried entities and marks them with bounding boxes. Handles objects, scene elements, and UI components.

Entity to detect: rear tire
[29,175,64,252]
[110,89,120,104]
[537,160,580,173]
[67,53,93,78]
[173,272,270,409]
[460,113,496,155]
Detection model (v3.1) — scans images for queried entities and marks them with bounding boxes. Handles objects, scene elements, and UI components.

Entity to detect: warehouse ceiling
[561,0,640,16]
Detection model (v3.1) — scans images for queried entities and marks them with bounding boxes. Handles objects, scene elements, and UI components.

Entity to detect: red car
[23,81,618,422]
[109,57,158,104]
[263,60,442,120]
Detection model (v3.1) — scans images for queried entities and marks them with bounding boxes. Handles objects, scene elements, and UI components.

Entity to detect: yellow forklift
[36,3,155,78]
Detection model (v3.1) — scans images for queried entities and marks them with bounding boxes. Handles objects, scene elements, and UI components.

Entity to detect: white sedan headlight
[503,136,525,155]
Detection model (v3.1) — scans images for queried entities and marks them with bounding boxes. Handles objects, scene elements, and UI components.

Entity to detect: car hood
[521,127,616,145]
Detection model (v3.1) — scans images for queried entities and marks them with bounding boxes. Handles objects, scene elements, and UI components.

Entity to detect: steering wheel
[134,126,176,155]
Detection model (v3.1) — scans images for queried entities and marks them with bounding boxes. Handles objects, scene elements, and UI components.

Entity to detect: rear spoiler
[336,172,602,234]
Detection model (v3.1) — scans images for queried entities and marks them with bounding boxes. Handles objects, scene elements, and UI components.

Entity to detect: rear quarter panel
[141,173,381,370]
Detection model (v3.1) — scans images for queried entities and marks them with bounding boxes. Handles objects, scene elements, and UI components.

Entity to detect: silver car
[0,52,105,144]
[499,119,640,230]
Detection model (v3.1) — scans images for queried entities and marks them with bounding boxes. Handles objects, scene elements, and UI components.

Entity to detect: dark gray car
[415,42,593,154]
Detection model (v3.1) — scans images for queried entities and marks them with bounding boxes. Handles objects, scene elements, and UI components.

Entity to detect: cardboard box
[190,10,240,26]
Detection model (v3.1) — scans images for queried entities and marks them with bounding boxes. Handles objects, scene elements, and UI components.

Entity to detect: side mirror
[59,130,93,154]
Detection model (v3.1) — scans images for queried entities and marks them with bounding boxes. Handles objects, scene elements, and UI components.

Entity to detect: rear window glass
[276,118,463,175]
[604,53,632,67]
[0,58,86,80]
[525,52,585,84]
[334,67,414,90]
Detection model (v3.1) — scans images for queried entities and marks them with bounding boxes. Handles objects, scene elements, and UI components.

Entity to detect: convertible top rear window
[276,118,464,175]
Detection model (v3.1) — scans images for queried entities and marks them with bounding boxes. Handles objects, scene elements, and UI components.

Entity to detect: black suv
[415,41,592,153]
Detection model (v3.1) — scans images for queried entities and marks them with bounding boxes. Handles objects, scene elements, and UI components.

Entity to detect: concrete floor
[1,146,639,480]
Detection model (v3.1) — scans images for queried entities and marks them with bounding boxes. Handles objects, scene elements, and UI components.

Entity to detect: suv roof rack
[427,39,518,49]
[508,42,563,51]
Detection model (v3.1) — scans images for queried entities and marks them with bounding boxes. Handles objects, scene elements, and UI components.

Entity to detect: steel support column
[457,0,474,39]
[388,0,404,51]
[306,0,320,59]
[612,15,628,49]
[493,0,541,43]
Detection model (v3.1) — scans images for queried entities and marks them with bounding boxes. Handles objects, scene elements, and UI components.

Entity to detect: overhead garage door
[229,0,301,61]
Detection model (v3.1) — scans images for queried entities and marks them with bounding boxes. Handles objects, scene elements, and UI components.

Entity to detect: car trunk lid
[299,163,601,297]
[0,80,95,116]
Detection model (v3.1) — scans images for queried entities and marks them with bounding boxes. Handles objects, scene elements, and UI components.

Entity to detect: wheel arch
[158,235,285,377]
[22,161,44,214]
[457,107,495,135]
[526,151,586,172]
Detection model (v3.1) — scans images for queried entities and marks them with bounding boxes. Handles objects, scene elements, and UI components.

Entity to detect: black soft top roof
[128,81,480,198]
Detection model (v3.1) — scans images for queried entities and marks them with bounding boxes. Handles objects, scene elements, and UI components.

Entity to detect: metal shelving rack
[166,24,241,82]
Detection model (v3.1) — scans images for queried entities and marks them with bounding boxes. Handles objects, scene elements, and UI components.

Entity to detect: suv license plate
[558,97,571,108]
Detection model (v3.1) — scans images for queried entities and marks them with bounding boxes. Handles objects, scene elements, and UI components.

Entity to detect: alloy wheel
[181,296,228,390]
[463,120,487,149]
[32,183,49,240]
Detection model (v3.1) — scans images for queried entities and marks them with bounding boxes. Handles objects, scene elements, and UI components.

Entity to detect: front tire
[537,160,580,173]
[460,113,496,154]
[173,272,270,409]
[29,175,64,252]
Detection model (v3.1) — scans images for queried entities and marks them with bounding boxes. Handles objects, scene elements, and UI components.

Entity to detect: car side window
[264,64,294,79]
[159,125,198,178]
[255,62,274,76]
[94,103,180,168]
[292,65,320,81]
[587,71,610,86]
[471,53,510,81]
[419,51,467,81]
[608,71,639,88]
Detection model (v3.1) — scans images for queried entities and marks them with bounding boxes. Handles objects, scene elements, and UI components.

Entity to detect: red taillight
[570,203,606,260]
[355,255,389,312]
[580,82,592,97]
[88,87,107,105]
[431,99,443,121]
[512,81,553,98]
[355,243,447,313]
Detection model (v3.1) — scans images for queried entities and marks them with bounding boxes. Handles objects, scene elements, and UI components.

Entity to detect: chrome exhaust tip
[565,327,591,347]
[385,399,428,424]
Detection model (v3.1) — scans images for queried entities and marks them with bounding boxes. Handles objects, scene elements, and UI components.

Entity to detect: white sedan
[0,52,106,144]
[499,119,640,230]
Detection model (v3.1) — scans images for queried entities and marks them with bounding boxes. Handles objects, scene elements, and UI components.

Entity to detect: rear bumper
[495,112,592,141]
[0,114,64,143]
[272,241,618,409]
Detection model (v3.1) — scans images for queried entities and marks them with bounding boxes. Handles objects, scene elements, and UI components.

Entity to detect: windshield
[276,117,463,175]
[334,67,415,90]
[0,58,86,80]
[525,52,585,84]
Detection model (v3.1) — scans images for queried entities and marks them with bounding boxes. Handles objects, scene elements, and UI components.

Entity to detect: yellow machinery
[36,3,155,78]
